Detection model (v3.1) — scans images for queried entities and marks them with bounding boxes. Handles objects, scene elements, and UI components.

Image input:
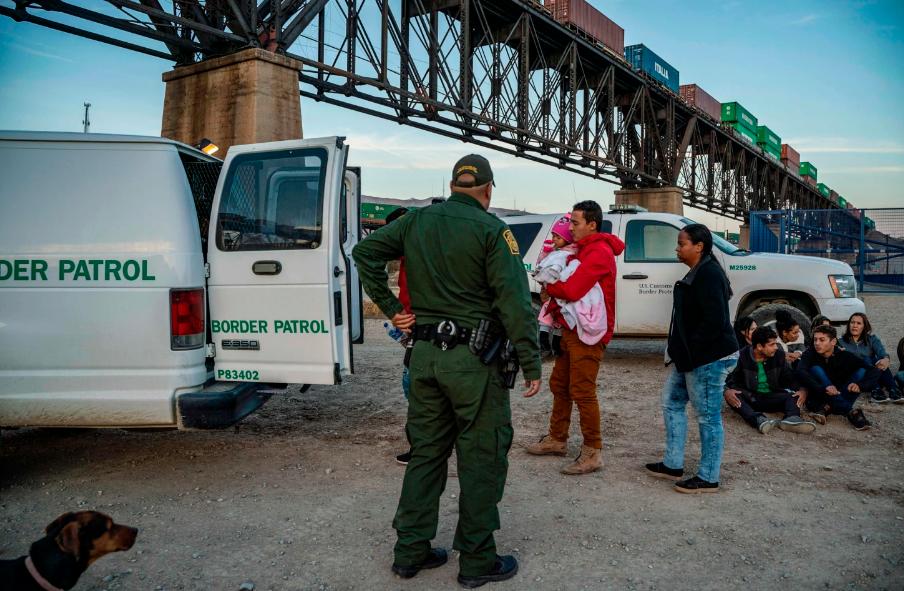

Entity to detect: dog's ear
[45,512,77,536]
[55,522,81,557]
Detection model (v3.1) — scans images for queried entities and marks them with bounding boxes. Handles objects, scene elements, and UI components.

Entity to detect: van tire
[747,303,812,341]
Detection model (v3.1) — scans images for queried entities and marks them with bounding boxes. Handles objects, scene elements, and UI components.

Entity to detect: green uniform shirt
[755,361,770,394]
[352,193,541,380]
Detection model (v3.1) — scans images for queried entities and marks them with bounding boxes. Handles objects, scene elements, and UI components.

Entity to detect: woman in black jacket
[646,224,739,494]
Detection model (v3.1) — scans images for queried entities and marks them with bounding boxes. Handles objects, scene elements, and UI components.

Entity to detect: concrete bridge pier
[161,48,303,155]
[739,224,751,250]
[614,186,684,215]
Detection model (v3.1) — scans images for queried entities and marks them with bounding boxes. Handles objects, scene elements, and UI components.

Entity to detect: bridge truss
[2,0,832,220]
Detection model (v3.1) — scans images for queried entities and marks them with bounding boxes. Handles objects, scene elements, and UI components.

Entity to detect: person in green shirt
[723,326,816,434]
[352,154,541,588]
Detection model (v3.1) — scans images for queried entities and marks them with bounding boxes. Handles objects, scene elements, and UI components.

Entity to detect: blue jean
[402,366,411,400]
[661,354,738,483]
[806,366,864,415]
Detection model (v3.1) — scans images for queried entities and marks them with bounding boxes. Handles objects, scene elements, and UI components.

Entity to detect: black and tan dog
[0,511,138,590]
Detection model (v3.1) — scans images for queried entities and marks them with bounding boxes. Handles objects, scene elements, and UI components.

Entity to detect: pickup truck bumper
[817,296,866,324]
[176,381,275,429]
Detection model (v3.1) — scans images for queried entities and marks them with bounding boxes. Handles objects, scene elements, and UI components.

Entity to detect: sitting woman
[733,316,757,350]
[774,310,805,367]
[840,313,902,404]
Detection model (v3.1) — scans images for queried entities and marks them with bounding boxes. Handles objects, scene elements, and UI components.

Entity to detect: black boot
[551,334,562,356]
[391,548,448,578]
[457,555,518,588]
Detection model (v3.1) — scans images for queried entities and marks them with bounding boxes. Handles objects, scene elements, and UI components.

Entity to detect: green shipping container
[799,161,818,180]
[817,183,831,198]
[762,147,780,162]
[756,125,781,151]
[721,102,758,132]
[728,122,757,145]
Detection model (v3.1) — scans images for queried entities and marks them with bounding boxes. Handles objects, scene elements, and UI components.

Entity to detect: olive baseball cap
[452,154,495,187]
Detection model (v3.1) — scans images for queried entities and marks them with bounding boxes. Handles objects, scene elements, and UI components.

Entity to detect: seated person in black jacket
[724,327,816,434]
[796,324,880,431]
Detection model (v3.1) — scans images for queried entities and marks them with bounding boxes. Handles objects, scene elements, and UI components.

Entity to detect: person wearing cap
[352,154,541,587]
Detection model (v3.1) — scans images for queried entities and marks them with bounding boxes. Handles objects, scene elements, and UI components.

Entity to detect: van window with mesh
[216,148,327,251]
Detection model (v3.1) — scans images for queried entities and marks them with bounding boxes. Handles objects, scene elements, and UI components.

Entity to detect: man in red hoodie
[526,200,625,475]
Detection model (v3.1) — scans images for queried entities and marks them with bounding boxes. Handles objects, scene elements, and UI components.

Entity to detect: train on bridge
[539,0,860,219]
[2,0,862,222]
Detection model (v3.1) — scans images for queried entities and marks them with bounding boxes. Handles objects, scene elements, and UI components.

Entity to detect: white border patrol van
[501,206,865,337]
[0,132,362,429]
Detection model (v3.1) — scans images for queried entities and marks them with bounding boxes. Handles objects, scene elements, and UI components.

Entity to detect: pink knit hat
[551,215,573,243]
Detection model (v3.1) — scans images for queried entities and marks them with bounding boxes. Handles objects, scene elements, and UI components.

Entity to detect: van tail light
[170,288,205,350]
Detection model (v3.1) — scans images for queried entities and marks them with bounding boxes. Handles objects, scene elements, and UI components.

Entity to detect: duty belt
[413,320,472,351]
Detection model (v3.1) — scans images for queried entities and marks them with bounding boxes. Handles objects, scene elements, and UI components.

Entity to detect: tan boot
[525,435,567,456]
[560,445,602,475]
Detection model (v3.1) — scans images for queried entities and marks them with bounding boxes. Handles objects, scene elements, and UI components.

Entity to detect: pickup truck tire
[747,303,812,341]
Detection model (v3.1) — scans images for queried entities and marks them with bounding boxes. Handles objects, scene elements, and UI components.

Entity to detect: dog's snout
[116,525,139,549]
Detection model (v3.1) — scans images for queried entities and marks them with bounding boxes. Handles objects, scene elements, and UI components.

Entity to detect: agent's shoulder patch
[502,228,519,256]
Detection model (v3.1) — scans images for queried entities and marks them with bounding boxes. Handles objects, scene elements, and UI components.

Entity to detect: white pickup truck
[501,206,865,337]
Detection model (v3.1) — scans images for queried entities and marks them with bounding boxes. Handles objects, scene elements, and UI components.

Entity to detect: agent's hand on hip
[392,312,416,331]
[523,379,541,398]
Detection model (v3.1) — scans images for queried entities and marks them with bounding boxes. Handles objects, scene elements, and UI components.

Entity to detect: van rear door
[344,167,364,344]
[206,137,355,385]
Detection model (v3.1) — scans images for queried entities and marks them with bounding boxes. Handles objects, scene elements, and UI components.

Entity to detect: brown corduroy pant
[547,328,605,449]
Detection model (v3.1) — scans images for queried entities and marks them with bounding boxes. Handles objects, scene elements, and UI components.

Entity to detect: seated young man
[724,327,816,434]
[796,325,880,431]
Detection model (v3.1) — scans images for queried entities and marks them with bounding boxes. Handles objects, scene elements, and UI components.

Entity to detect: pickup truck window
[625,220,681,262]
[216,148,327,251]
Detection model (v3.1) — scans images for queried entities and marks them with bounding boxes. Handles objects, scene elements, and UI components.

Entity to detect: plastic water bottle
[384,322,405,342]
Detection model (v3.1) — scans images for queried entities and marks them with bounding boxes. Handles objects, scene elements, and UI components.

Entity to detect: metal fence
[749,208,904,293]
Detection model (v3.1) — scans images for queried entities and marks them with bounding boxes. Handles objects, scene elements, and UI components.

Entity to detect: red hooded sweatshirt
[545,232,626,345]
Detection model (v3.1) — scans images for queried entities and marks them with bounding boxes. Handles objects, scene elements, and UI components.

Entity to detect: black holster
[480,335,520,389]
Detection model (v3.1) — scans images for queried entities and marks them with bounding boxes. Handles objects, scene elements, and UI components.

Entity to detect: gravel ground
[1,295,902,591]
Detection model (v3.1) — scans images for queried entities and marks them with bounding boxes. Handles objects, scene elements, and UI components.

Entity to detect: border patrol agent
[352,155,541,588]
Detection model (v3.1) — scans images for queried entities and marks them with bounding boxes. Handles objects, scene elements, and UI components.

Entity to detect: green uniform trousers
[392,340,513,577]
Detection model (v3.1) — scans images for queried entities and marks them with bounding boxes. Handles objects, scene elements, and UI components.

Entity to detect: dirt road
[2,296,902,590]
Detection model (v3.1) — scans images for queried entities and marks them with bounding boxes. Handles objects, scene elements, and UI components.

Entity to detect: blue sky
[1,0,902,232]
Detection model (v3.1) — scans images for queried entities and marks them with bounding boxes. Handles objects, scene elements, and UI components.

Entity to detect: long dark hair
[681,223,713,257]
[843,312,872,341]
[810,314,831,328]
[775,310,799,338]
[734,316,755,346]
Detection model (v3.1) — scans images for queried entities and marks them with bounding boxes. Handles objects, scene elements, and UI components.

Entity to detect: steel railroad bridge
[3,0,832,220]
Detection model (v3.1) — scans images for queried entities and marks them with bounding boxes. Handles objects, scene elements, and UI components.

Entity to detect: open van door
[206,137,354,385]
[344,167,364,345]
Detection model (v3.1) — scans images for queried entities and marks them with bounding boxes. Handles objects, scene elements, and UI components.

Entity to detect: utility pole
[82,102,91,133]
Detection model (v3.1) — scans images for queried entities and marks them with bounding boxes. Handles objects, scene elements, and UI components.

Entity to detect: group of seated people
[726,311,902,433]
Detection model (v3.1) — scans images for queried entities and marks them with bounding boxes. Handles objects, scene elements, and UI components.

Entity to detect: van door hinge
[205,343,216,358]
[204,263,210,278]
